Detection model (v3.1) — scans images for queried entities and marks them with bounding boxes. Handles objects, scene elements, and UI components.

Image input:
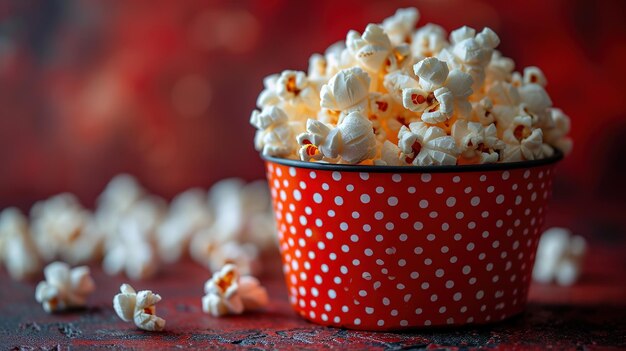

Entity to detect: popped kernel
[533,228,586,286]
[113,283,166,331]
[202,264,269,317]
[0,207,41,280]
[35,262,95,313]
[398,122,459,166]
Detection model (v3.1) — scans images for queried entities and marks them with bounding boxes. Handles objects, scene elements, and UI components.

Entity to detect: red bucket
[264,152,562,331]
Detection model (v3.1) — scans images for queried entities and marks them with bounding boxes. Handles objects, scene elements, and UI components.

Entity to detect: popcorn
[201,264,269,317]
[401,57,473,124]
[190,179,275,275]
[347,24,411,75]
[0,208,41,280]
[251,106,299,157]
[320,67,371,113]
[35,262,95,313]
[411,23,448,59]
[256,70,320,117]
[381,8,419,46]
[500,116,547,162]
[95,174,145,238]
[297,111,377,164]
[533,228,586,286]
[30,193,103,265]
[398,122,459,166]
[452,121,505,164]
[250,7,573,165]
[156,188,212,263]
[543,108,573,155]
[102,196,165,280]
[438,26,500,91]
[113,284,166,331]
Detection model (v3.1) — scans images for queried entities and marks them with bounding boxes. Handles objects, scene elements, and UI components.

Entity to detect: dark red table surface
[1,202,625,350]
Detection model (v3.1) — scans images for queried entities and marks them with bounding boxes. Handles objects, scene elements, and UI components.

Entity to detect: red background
[1,0,625,233]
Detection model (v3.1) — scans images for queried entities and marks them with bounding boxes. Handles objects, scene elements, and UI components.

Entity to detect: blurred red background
[1,0,625,242]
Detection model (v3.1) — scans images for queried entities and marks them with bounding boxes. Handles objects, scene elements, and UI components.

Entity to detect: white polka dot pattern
[266,162,557,331]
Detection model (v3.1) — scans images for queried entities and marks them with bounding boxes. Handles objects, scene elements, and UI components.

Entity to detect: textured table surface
[1,240,625,351]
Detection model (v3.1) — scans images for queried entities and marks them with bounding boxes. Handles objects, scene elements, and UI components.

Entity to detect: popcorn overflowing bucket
[264,152,562,330]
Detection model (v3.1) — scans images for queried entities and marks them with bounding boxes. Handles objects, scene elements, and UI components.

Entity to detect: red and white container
[264,152,562,331]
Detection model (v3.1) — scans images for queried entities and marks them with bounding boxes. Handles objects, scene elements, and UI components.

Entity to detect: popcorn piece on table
[297,111,377,164]
[96,174,145,231]
[102,196,165,280]
[35,261,95,313]
[30,193,104,265]
[113,284,166,331]
[156,188,212,263]
[202,263,269,317]
[0,207,41,280]
[452,120,505,164]
[398,121,460,166]
[532,227,586,286]
[401,57,474,124]
[251,106,299,157]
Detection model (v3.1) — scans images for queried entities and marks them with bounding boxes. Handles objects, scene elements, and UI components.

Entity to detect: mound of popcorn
[250,8,572,165]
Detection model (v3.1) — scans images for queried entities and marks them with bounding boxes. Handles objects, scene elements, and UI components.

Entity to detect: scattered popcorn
[156,188,212,263]
[35,261,95,313]
[95,174,145,238]
[190,179,275,275]
[30,193,103,265]
[250,7,572,165]
[113,284,166,331]
[533,228,586,286]
[202,264,268,317]
[0,208,41,280]
[102,196,166,280]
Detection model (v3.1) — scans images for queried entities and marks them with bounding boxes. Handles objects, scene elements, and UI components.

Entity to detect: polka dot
[359,173,369,180]
[360,194,371,204]
[332,171,341,181]
[496,194,505,204]
[346,184,354,192]
[352,211,360,219]
[502,171,510,180]
[427,234,436,241]
[322,183,329,190]
[313,193,323,204]
[339,222,348,231]
[476,290,484,299]
[334,196,344,206]
[470,196,481,206]
[374,211,384,220]
[376,186,385,194]
[328,289,337,299]
[408,187,416,194]
[387,196,399,206]
[453,292,462,301]
[413,221,423,230]
[453,176,461,183]
[293,190,302,201]
[327,210,335,217]
[419,199,429,208]
[446,197,457,207]
[392,174,402,182]
[421,174,431,183]
[436,187,444,194]
[354,318,361,325]
[399,234,408,241]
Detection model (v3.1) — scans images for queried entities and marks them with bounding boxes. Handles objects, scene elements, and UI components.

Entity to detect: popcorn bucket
[264,152,562,331]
